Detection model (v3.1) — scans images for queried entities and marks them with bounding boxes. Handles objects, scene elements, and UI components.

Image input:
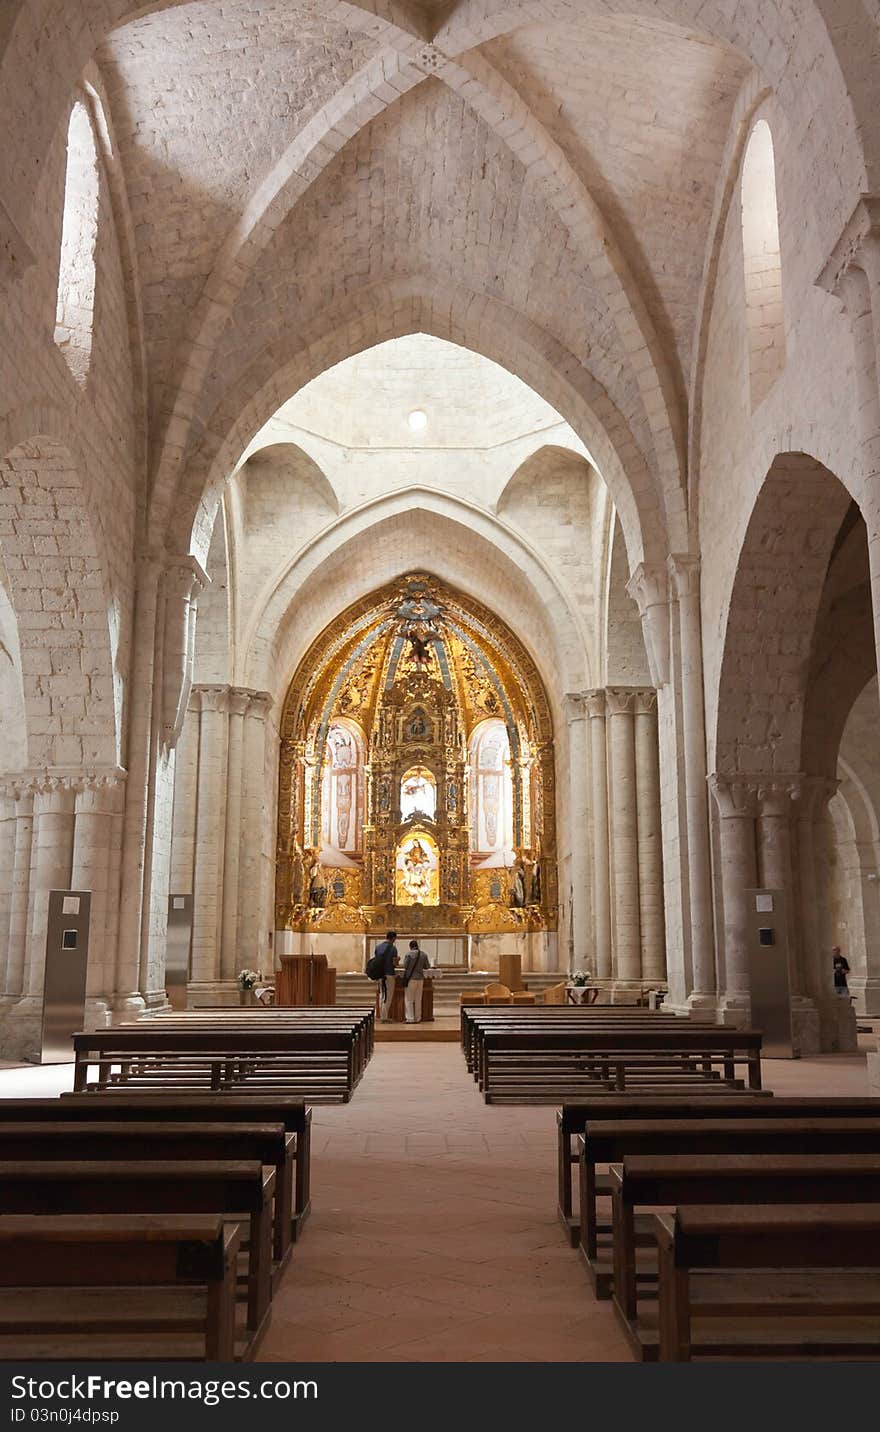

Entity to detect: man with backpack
[367,930,398,1020]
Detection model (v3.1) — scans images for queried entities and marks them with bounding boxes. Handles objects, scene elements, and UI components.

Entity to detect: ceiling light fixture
[407,409,428,432]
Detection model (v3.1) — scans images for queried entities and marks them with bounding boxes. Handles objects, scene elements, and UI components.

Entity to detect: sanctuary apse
[275,575,558,972]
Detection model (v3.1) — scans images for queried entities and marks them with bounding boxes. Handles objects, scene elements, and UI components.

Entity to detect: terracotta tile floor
[256,1041,875,1363]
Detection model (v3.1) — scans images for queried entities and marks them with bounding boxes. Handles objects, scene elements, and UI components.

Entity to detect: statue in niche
[509,856,527,909]
[307,852,326,908]
[406,709,429,741]
[530,858,542,906]
[402,838,432,902]
[291,844,305,905]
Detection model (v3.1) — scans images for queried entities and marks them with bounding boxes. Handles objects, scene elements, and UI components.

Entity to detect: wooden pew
[142,1008,375,1065]
[0,1122,295,1267]
[608,1153,880,1358]
[653,1205,880,1361]
[460,1007,719,1080]
[85,1050,351,1100]
[72,1026,360,1100]
[52,1094,313,1242]
[578,1118,880,1293]
[0,1214,240,1361]
[11,1095,313,1240]
[477,1027,763,1102]
[460,1006,695,1069]
[0,1161,276,1345]
[557,1095,880,1243]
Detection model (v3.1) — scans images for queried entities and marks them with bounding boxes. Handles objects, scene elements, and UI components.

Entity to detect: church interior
[1,0,880,1367]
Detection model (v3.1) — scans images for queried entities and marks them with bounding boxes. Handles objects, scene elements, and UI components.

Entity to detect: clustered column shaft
[171,685,274,986]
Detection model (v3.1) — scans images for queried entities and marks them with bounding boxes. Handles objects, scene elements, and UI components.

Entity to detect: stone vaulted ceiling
[93,0,748,508]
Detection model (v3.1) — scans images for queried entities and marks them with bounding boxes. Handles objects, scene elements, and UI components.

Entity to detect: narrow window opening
[54,101,99,384]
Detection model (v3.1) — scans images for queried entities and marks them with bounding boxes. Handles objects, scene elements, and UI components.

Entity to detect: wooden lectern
[276,953,337,1006]
[375,978,434,1022]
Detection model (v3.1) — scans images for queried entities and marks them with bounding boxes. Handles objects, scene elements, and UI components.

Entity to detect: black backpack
[366,942,388,980]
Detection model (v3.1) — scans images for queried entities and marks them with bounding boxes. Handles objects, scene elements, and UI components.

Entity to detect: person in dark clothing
[375,930,398,1021]
[832,945,851,997]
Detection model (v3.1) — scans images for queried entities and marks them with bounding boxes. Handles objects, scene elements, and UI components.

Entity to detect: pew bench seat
[0,1215,243,1361]
[652,1205,880,1361]
[608,1153,880,1358]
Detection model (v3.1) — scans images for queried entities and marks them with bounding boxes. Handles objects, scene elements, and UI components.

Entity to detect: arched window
[400,766,436,821]
[469,718,514,864]
[741,119,785,408]
[320,720,365,859]
[55,101,99,385]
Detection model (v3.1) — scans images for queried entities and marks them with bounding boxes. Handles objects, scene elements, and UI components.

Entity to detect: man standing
[832,945,851,997]
[375,930,398,1021]
[402,938,431,1023]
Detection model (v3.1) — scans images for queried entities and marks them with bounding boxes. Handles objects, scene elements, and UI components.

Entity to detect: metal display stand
[745,887,795,1058]
[166,893,194,1011]
[40,889,91,1064]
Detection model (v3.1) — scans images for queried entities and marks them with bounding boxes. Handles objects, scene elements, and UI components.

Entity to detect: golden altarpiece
[275,575,558,970]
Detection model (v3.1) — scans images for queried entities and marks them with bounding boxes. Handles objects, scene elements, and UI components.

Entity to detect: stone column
[0,794,16,993]
[757,775,821,1054]
[799,778,858,1051]
[667,555,716,1005]
[585,690,611,980]
[851,840,880,1014]
[606,688,641,993]
[708,775,759,1020]
[4,786,33,1000]
[756,777,800,984]
[220,689,250,981]
[24,779,77,1000]
[634,690,665,982]
[71,770,126,1020]
[190,686,230,983]
[169,698,199,895]
[239,693,274,969]
[115,555,162,1020]
[564,692,591,973]
[795,778,833,1006]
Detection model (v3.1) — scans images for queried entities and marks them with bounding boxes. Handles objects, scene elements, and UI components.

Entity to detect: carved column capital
[605,686,638,718]
[0,766,127,801]
[564,691,589,722]
[227,688,252,720]
[194,684,232,715]
[817,195,880,299]
[625,561,670,687]
[245,690,274,721]
[633,688,658,717]
[583,688,607,720]
[666,552,701,601]
[708,773,761,820]
[756,774,803,818]
[796,774,840,819]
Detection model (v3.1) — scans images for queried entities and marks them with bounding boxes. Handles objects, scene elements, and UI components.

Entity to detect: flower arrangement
[237,968,260,991]
[570,970,592,986]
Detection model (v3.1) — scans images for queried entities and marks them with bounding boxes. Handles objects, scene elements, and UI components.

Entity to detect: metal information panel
[166,893,194,1011]
[744,887,795,1058]
[41,889,91,1064]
